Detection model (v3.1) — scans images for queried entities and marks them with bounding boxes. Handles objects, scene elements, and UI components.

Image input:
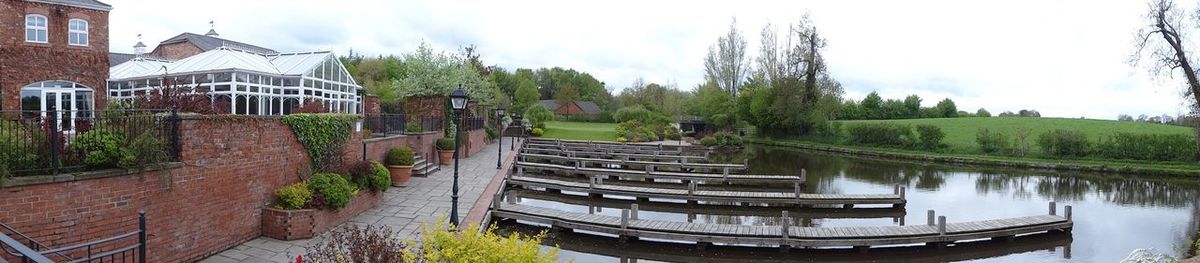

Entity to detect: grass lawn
[541,121,618,141]
[836,117,1194,154]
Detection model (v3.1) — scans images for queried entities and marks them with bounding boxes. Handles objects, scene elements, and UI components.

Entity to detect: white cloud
[106,0,1191,119]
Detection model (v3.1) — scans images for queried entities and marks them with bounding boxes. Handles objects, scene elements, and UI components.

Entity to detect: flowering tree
[390,43,495,106]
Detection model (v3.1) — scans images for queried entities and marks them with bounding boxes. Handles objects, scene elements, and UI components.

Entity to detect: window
[68,19,88,46]
[25,14,47,43]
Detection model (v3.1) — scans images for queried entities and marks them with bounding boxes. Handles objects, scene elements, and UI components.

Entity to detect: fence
[420,116,442,132]
[0,109,180,177]
[363,114,406,136]
[464,117,486,131]
[0,212,146,262]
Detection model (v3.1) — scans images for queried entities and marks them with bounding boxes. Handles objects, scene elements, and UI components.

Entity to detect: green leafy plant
[70,130,130,168]
[524,104,555,129]
[914,125,945,150]
[1037,129,1090,158]
[308,172,355,209]
[485,126,499,141]
[700,136,719,146]
[1096,133,1195,162]
[406,123,423,133]
[403,217,557,263]
[714,131,743,146]
[281,114,358,172]
[846,123,912,147]
[976,128,1012,154]
[275,182,313,210]
[530,128,545,137]
[386,146,415,166]
[436,138,456,151]
[367,162,391,192]
[0,121,42,174]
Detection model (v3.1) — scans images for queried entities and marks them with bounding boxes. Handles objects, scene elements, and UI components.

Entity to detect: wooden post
[938,216,946,235]
[781,211,790,240]
[722,167,730,177]
[893,185,900,195]
[492,193,502,209]
[899,187,906,199]
[506,194,517,204]
[801,169,807,182]
[589,176,595,189]
[743,158,748,168]
[1049,201,1057,215]
[688,181,697,196]
[793,182,802,199]
[621,209,629,229]
[927,210,935,226]
[1065,205,1072,221]
[517,166,525,177]
[631,204,639,221]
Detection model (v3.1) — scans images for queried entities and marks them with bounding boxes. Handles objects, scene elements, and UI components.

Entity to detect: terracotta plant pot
[438,150,454,165]
[388,165,412,187]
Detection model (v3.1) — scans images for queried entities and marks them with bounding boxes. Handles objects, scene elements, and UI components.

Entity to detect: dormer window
[69,19,89,46]
[25,14,48,43]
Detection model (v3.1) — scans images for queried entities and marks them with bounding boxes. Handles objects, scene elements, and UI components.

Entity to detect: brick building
[1,0,111,126]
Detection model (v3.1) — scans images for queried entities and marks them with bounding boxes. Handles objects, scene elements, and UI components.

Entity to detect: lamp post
[495,106,506,169]
[448,86,469,226]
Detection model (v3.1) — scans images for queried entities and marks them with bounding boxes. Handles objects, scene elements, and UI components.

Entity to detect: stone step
[413,162,440,177]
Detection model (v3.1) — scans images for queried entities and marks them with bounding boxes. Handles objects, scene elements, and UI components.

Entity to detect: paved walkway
[200,139,511,263]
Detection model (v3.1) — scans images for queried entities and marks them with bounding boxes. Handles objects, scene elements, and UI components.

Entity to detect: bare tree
[704,18,750,96]
[1132,0,1200,154]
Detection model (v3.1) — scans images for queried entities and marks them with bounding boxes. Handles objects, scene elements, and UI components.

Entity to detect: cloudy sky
[106,0,1192,119]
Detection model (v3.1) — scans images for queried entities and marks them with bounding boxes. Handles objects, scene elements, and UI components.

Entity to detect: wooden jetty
[503,221,1073,263]
[491,201,1073,250]
[521,147,709,163]
[527,138,694,150]
[505,175,898,206]
[515,161,804,185]
[508,189,905,220]
[525,143,690,156]
[518,153,747,173]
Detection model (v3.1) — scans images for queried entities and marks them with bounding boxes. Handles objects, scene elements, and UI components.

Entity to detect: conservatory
[107,47,361,115]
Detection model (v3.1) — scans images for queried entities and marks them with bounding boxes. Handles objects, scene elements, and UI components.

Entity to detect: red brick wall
[149,42,203,61]
[462,129,489,158]
[363,95,381,115]
[0,0,109,111]
[362,131,443,164]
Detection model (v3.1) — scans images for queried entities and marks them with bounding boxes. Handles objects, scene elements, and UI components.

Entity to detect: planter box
[261,191,383,240]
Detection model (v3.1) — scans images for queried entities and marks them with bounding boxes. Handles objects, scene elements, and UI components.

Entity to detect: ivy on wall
[281,114,358,172]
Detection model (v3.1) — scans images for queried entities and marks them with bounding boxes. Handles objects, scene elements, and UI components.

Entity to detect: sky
[105,0,1193,119]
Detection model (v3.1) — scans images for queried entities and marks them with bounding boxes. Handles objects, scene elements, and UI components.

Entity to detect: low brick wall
[462,129,490,158]
[0,115,441,262]
[261,191,383,241]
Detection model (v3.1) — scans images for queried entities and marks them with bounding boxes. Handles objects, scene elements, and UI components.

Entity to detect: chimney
[134,34,147,56]
[205,20,219,37]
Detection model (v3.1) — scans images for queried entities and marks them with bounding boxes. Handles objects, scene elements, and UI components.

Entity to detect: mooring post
[793,182,802,199]
[900,187,906,199]
[894,185,900,195]
[801,169,807,182]
[589,176,596,189]
[1049,201,1057,216]
[492,193,502,209]
[506,193,517,204]
[517,166,525,177]
[631,204,639,221]
[938,216,947,235]
[927,210,936,226]
[646,164,654,173]
[621,209,630,229]
[688,181,697,196]
[781,210,790,240]
[1065,205,1072,221]
[722,167,730,177]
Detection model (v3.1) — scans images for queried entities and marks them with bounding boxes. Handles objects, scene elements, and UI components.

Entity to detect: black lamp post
[495,106,506,169]
[448,85,469,226]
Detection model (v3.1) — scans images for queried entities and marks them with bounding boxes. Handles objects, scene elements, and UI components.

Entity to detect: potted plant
[436,138,455,164]
[385,146,414,186]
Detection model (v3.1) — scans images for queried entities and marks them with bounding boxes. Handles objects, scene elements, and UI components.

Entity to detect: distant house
[539,100,602,116]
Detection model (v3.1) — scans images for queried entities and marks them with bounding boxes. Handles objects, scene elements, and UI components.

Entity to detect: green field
[541,121,618,141]
[836,117,1194,154]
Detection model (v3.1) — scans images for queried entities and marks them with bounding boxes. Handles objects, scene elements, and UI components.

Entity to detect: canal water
[498,145,1200,262]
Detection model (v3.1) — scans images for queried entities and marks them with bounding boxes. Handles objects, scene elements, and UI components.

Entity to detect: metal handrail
[64,244,140,263]
[40,231,138,254]
[0,223,70,260]
[0,232,53,263]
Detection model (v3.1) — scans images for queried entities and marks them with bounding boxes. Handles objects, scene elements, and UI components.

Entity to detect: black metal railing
[0,212,146,262]
[464,117,485,131]
[420,116,442,132]
[363,114,407,136]
[1,109,180,177]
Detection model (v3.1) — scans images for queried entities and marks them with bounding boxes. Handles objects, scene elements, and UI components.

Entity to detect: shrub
[616,120,660,142]
[662,126,683,140]
[0,122,42,174]
[304,224,406,263]
[335,161,375,190]
[405,123,422,133]
[308,173,355,209]
[846,123,912,147]
[403,218,557,263]
[524,104,555,129]
[714,131,743,146]
[485,126,498,141]
[700,136,718,146]
[366,162,391,191]
[976,128,1012,154]
[1096,133,1196,162]
[386,146,415,166]
[275,182,312,210]
[914,125,945,150]
[70,130,129,168]
[1037,129,1090,158]
[530,128,545,137]
[436,138,456,151]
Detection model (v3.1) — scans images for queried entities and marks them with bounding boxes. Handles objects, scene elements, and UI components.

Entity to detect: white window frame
[25,14,48,43]
[68,19,88,46]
